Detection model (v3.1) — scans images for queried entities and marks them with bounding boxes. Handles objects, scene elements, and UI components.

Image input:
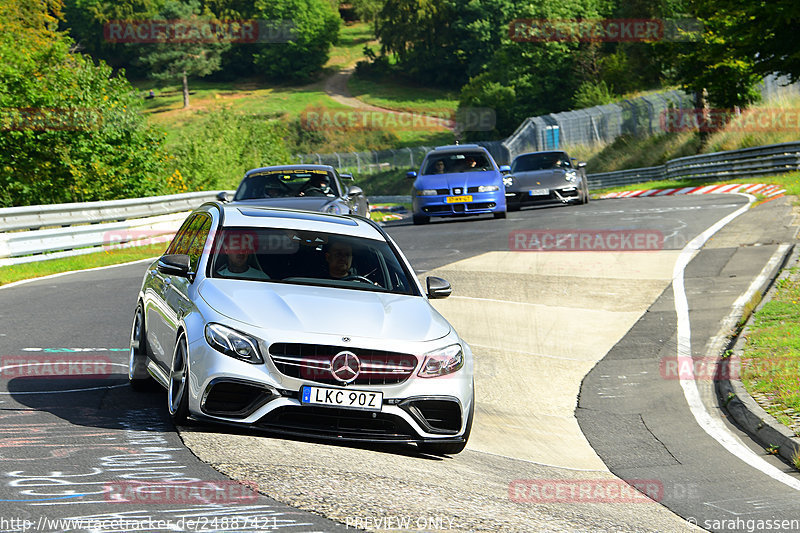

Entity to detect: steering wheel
[340,274,377,285]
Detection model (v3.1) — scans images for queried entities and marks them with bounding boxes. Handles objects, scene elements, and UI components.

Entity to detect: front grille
[257,406,418,441]
[269,343,417,386]
[435,188,450,195]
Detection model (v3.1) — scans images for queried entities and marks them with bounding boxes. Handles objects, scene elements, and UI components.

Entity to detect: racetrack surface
[0,194,797,532]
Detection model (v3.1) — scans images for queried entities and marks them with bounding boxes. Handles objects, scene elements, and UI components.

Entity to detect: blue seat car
[407,145,509,225]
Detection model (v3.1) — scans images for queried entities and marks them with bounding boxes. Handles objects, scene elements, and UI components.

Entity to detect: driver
[324,239,355,279]
[299,174,332,197]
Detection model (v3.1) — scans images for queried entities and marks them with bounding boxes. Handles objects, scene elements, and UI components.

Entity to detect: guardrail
[0,191,228,267]
[587,141,800,190]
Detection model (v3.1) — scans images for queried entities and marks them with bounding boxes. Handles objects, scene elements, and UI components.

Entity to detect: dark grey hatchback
[221,164,370,217]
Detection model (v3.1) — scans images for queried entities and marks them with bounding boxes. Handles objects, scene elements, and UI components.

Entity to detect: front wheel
[493,211,507,219]
[128,305,152,391]
[412,214,430,225]
[168,333,190,424]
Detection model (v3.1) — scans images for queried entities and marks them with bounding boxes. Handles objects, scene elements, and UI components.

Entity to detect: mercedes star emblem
[330,351,360,384]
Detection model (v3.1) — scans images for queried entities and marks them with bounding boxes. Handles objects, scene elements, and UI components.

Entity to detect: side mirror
[426,276,452,299]
[499,165,511,174]
[577,161,587,169]
[340,173,354,180]
[347,185,363,197]
[406,171,418,179]
[216,191,229,202]
[157,254,194,279]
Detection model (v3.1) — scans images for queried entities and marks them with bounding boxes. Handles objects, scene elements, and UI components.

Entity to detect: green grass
[327,22,378,70]
[0,243,167,286]
[740,267,800,435]
[347,76,459,116]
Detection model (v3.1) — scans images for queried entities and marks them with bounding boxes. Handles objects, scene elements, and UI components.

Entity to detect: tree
[717,0,800,82]
[137,0,230,108]
[251,0,340,82]
[0,0,172,206]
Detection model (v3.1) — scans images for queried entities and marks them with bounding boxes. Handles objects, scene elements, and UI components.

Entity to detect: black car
[504,151,589,210]
[220,164,370,217]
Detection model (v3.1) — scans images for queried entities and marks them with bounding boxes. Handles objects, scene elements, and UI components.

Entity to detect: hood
[199,279,451,342]
[510,169,570,187]
[416,170,500,190]
[230,197,337,212]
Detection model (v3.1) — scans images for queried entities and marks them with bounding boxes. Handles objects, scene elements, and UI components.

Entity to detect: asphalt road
[0,194,796,532]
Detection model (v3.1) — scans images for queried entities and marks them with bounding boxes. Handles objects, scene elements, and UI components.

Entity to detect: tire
[168,333,190,424]
[493,210,507,219]
[128,304,152,391]
[418,397,474,456]
[412,214,430,225]
[507,202,521,212]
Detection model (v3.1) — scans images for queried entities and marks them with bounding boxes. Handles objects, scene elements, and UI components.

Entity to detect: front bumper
[506,185,581,205]
[413,191,506,217]
[186,335,474,444]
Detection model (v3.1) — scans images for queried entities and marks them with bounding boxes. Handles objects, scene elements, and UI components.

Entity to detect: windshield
[233,169,339,200]
[209,227,418,295]
[511,153,571,172]
[422,152,492,175]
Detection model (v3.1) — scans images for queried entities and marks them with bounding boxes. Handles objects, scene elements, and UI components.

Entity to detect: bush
[169,108,293,190]
[252,0,341,82]
[0,13,172,207]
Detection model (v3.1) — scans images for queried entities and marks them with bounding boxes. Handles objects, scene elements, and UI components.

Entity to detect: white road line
[0,257,156,290]
[673,193,800,490]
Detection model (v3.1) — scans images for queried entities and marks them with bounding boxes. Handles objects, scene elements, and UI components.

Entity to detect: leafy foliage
[251,0,341,82]
[169,108,292,190]
[0,0,172,207]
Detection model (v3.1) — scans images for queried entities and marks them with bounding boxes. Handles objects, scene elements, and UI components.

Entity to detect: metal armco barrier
[587,142,800,190]
[0,191,230,267]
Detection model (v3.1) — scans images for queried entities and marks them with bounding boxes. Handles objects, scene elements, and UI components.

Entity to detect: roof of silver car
[216,204,384,240]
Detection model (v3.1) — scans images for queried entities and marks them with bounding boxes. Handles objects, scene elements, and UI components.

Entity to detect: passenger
[217,235,269,279]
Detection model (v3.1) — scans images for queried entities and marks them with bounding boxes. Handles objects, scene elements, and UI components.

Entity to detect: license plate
[301,386,383,411]
[529,189,549,196]
[446,195,473,203]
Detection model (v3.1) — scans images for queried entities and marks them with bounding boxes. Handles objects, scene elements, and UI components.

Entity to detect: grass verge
[740,266,800,437]
[0,243,167,287]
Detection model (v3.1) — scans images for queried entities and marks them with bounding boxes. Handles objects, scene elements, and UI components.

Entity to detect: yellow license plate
[446,195,473,203]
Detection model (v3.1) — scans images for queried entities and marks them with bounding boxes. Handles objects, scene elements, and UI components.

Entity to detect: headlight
[565,170,578,182]
[477,185,499,192]
[324,203,346,215]
[204,323,263,364]
[415,189,438,196]
[503,176,514,188]
[418,344,464,378]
